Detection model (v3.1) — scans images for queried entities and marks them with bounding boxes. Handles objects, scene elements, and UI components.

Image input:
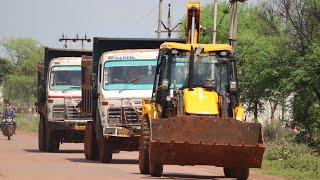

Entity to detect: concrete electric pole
[212,0,218,44]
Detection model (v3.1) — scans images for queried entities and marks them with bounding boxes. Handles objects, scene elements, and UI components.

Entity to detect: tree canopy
[0,38,43,107]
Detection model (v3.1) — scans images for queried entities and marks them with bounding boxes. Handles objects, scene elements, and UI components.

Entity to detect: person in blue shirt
[3,103,16,118]
[1,103,16,134]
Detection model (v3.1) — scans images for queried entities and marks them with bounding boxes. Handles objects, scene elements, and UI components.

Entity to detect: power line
[124,5,157,36]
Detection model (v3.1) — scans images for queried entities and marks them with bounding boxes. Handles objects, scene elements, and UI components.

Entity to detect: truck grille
[66,105,84,119]
[107,107,141,126]
[53,100,85,120]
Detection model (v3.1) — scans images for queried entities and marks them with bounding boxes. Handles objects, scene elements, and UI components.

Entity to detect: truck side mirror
[161,79,169,89]
[91,74,96,88]
[230,81,237,92]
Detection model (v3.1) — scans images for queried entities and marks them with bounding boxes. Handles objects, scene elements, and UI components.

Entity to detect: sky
[0,0,257,50]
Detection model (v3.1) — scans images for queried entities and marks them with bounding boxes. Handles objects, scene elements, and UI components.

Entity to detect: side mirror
[230,81,237,92]
[91,74,97,88]
[161,79,169,89]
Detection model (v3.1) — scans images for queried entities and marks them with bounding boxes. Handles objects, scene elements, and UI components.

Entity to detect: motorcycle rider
[1,103,16,134]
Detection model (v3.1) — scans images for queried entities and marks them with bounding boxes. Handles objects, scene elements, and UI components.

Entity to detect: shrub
[263,120,295,142]
[262,121,320,179]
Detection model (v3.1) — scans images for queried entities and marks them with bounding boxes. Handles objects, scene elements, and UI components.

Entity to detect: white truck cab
[47,57,84,122]
[96,49,158,137]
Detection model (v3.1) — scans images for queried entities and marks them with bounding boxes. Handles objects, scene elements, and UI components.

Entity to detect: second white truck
[81,38,183,162]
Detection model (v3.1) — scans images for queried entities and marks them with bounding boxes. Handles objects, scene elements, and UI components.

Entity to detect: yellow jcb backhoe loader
[139,1,265,179]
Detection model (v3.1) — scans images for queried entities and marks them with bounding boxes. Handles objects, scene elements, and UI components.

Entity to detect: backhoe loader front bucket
[149,116,265,168]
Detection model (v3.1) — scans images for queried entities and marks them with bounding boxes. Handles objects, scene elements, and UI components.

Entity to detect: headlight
[53,112,64,120]
[108,117,120,125]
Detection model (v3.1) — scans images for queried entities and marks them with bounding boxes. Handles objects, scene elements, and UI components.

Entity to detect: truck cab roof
[101,49,159,61]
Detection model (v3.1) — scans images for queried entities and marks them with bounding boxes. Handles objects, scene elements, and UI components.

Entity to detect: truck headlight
[108,117,120,125]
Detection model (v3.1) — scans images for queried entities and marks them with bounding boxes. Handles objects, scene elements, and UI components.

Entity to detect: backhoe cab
[154,43,240,118]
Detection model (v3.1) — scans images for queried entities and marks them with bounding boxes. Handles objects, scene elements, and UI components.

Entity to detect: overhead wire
[123,5,158,36]
[216,3,231,31]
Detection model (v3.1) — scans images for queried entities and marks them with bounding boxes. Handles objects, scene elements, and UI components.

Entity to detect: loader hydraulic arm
[186,2,201,44]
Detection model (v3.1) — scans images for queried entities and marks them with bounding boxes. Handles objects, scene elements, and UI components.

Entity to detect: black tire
[38,116,47,151]
[84,121,99,160]
[149,163,163,177]
[47,131,60,152]
[224,168,236,178]
[139,116,150,174]
[224,167,249,180]
[100,140,113,163]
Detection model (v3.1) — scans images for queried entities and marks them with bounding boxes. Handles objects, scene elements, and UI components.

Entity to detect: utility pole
[157,0,163,38]
[212,0,218,44]
[229,0,246,53]
[156,3,182,38]
[59,33,91,49]
[167,3,172,38]
[229,0,239,53]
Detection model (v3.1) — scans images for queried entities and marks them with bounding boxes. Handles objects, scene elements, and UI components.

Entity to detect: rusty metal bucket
[149,116,265,168]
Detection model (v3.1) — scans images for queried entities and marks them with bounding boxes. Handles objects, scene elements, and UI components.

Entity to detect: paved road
[0,132,284,180]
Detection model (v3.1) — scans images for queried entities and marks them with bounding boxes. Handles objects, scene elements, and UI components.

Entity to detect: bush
[263,120,295,142]
[15,114,39,132]
[261,120,320,179]
[262,141,320,179]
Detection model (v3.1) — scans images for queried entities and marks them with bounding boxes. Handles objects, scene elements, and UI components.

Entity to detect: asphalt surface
[0,132,285,180]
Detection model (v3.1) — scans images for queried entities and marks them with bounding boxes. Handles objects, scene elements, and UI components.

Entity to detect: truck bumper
[47,120,89,131]
[103,126,140,151]
[104,126,140,137]
[47,120,90,143]
[104,135,140,152]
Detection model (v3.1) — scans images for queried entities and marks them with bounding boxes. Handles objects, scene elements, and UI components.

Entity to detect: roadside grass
[15,114,39,132]
[255,120,320,180]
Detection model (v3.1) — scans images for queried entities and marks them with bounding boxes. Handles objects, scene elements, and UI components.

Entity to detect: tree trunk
[270,101,278,121]
[281,99,285,121]
[254,101,258,123]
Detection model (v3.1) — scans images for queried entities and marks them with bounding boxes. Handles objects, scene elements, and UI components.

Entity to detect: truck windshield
[104,60,156,90]
[170,54,224,89]
[50,66,81,91]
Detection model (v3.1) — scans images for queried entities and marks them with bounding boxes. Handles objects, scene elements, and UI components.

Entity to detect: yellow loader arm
[186,1,200,44]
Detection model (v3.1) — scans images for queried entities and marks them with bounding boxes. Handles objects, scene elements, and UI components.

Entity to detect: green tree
[1,38,42,107]
[1,38,41,65]
[0,57,14,84]
[259,0,320,150]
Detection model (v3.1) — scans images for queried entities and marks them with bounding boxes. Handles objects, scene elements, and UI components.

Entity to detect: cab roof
[160,42,231,52]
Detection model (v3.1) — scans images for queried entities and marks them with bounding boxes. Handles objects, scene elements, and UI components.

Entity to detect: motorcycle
[1,117,15,140]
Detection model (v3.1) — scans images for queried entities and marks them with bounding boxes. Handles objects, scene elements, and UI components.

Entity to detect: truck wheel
[149,163,163,177]
[47,131,60,152]
[38,116,47,151]
[223,167,249,180]
[139,116,150,174]
[84,121,99,160]
[100,140,112,163]
[236,168,249,180]
[224,168,236,178]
